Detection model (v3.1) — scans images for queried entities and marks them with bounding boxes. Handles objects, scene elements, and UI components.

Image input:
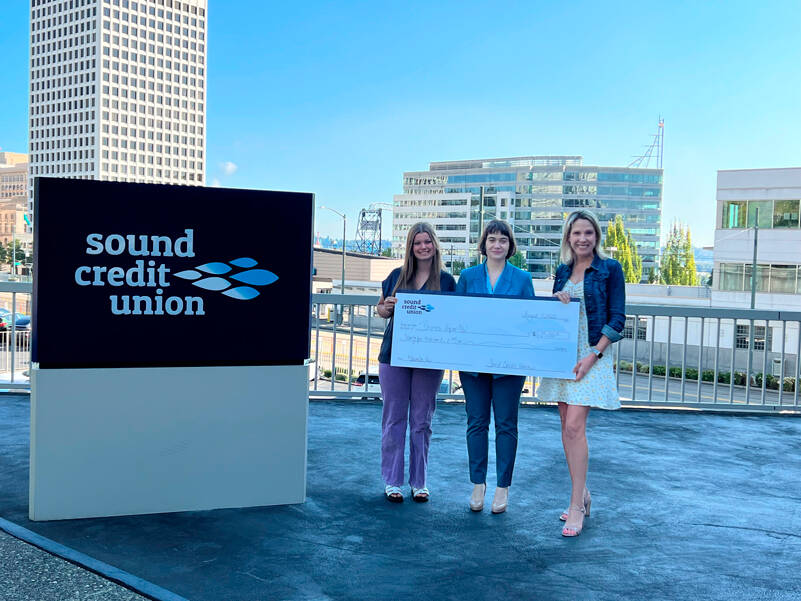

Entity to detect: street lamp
[319,206,346,294]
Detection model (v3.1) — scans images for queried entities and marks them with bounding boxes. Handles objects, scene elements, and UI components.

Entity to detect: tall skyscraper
[28,0,208,217]
[394,156,662,280]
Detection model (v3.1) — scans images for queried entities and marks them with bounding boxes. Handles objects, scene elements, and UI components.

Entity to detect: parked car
[353,372,381,395]
[0,309,30,332]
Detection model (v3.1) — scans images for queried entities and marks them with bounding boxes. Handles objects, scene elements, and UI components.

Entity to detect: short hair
[478,219,517,260]
[559,210,608,265]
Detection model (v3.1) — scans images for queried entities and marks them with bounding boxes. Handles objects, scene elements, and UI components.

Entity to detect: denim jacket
[553,254,626,346]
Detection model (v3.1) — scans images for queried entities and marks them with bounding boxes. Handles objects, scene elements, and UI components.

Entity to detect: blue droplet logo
[229,257,258,268]
[196,262,232,275]
[192,277,231,291]
[174,269,202,280]
[230,269,278,286]
[222,286,260,300]
[173,257,278,301]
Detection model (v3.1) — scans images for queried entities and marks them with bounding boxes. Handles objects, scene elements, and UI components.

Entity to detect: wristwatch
[591,348,604,359]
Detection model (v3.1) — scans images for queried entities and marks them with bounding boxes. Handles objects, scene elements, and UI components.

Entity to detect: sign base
[30,364,308,521]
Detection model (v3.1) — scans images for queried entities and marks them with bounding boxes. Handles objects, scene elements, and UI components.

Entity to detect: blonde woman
[537,210,626,536]
[376,223,456,503]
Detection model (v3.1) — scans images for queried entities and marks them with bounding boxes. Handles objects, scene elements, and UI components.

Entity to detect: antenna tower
[354,208,383,255]
[627,117,664,169]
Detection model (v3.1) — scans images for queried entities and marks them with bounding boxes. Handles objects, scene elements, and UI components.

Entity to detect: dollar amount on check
[391,291,580,379]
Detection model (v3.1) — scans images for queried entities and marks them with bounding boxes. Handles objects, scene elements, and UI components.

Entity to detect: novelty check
[391,291,580,379]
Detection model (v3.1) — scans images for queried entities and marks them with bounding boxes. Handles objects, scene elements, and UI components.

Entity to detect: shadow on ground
[1,395,801,601]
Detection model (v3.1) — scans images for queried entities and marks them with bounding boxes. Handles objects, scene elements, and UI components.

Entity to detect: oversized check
[391,291,579,379]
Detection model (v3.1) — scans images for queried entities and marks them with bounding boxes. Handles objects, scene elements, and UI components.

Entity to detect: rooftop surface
[2,394,801,601]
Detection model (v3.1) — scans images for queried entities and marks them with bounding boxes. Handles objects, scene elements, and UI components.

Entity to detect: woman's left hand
[573,353,598,382]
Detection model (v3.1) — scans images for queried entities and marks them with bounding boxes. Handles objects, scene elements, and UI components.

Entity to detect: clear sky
[1,1,799,247]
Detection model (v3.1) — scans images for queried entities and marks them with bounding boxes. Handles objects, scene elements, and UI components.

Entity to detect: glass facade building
[393,156,663,280]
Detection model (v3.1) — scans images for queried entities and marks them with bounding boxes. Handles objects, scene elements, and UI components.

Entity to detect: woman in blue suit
[455,219,534,514]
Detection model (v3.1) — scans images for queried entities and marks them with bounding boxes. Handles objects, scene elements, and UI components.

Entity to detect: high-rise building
[28,0,208,216]
[393,156,662,280]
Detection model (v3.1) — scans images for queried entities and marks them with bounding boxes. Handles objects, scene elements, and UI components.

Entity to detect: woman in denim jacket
[538,210,625,537]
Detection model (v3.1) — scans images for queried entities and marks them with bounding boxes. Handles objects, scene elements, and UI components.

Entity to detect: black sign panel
[33,178,313,368]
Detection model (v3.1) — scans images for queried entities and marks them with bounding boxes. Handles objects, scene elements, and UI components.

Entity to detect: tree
[603,216,642,283]
[5,240,24,271]
[451,260,466,276]
[681,227,697,286]
[381,247,393,257]
[660,221,697,285]
[509,250,526,269]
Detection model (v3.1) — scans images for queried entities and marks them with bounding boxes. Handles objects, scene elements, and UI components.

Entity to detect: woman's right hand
[381,296,397,316]
[553,291,571,304]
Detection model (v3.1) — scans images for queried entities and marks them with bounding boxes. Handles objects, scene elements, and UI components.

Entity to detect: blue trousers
[459,372,525,488]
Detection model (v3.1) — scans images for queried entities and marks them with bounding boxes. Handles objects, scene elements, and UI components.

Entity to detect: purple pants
[379,363,444,488]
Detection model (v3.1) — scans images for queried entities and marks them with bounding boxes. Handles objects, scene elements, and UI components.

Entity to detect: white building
[712,167,801,310]
[28,0,207,217]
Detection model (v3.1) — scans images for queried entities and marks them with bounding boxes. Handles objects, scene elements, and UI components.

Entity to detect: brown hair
[392,222,444,295]
[478,219,517,259]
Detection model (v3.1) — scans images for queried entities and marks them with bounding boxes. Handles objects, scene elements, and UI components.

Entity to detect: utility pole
[477,186,485,264]
[750,208,758,310]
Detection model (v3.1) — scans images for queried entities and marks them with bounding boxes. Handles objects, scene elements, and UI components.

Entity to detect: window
[747,201,772,228]
[735,324,771,351]
[773,199,800,228]
[723,201,746,228]
[623,317,647,340]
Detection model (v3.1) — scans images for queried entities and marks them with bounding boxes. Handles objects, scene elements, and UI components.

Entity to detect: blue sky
[1,0,799,246]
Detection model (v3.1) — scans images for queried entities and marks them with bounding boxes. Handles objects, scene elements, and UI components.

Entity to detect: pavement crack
[690,522,801,539]
[238,570,271,584]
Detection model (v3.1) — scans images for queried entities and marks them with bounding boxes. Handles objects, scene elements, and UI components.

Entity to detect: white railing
[310,293,801,412]
[4,284,799,411]
[0,281,33,390]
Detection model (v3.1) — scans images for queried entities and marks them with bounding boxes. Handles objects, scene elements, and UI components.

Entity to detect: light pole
[319,206,346,294]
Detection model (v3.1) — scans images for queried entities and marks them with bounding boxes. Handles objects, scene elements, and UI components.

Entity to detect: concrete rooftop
[1,394,801,601]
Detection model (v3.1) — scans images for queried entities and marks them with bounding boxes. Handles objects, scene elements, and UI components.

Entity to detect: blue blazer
[456,261,535,298]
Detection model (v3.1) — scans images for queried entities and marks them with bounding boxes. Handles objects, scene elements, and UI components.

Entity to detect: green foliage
[603,215,642,283]
[5,240,24,269]
[509,250,526,269]
[660,221,697,285]
[323,369,332,378]
[381,247,393,257]
[614,363,797,391]
[451,260,466,276]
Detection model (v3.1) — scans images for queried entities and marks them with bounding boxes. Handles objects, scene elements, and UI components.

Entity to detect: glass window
[719,263,744,291]
[747,200,772,228]
[736,324,771,351]
[770,265,797,293]
[773,199,800,228]
[744,263,769,292]
[723,201,746,228]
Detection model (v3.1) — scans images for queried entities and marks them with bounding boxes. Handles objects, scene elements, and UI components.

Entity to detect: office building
[0,153,30,247]
[28,0,207,217]
[393,156,662,280]
[713,167,801,309]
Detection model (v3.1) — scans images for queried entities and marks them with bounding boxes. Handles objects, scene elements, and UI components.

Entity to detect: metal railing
[310,293,801,413]
[0,281,33,390]
[4,284,799,412]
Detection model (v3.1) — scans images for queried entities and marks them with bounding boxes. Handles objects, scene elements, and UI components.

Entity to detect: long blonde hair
[559,210,608,265]
[392,222,443,295]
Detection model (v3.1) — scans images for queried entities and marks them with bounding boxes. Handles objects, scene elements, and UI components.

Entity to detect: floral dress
[536,280,620,409]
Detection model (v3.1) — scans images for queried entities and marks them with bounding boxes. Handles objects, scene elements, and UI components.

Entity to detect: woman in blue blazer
[455,219,534,514]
